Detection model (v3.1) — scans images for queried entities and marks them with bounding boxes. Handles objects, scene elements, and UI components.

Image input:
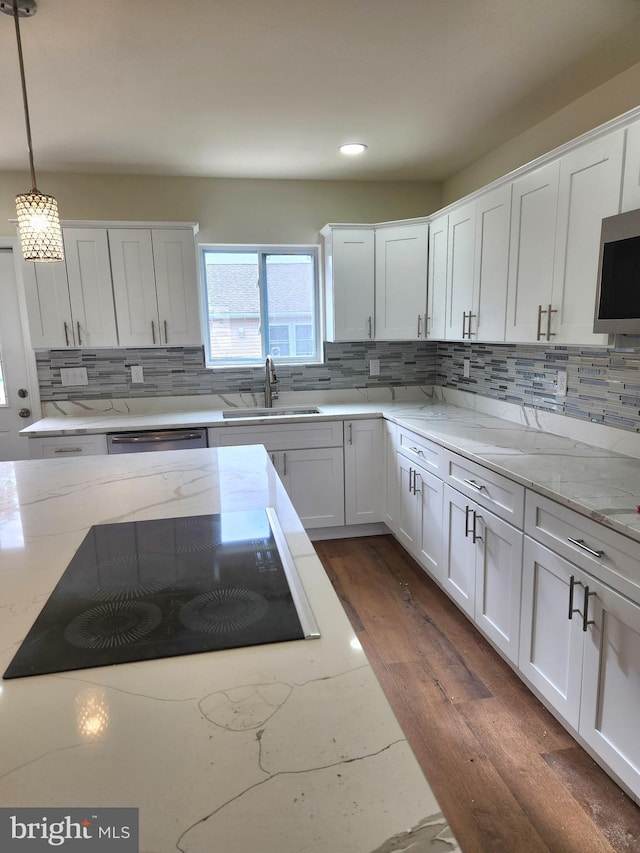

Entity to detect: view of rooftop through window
[202,249,319,365]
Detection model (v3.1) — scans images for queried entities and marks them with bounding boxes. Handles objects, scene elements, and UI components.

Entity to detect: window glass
[202,247,319,365]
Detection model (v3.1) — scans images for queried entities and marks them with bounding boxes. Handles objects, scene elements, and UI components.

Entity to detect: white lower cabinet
[28,434,108,459]
[382,420,398,531]
[343,419,383,525]
[442,484,523,664]
[270,447,344,529]
[396,454,443,582]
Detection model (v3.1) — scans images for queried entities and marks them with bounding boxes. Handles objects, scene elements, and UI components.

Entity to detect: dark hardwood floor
[314,534,640,853]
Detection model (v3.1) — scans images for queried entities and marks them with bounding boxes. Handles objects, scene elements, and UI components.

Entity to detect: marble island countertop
[0,445,460,853]
[21,389,640,544]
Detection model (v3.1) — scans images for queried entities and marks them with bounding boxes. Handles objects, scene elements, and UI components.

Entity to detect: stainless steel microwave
[593,207,640,334]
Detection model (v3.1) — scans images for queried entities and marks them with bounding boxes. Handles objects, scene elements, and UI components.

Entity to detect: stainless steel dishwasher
[106,427,208,454]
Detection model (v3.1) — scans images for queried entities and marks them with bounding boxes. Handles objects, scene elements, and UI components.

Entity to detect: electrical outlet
[59,367,88,386]
[130,365,144,384]
[369,358,380,377]
[463,358,470,379]
[556,370,568,396]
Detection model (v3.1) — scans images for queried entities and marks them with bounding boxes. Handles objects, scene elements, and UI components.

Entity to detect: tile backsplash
[35,339,640,434]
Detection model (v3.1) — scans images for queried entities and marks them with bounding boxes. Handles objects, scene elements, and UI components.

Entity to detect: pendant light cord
[13,0,37,190]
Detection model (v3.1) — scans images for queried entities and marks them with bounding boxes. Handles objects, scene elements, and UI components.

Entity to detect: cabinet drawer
[396,426,443,476]
[29,434,108,459]
[525,491,640,601]
[208,420,344,451]
[444,451,524,526]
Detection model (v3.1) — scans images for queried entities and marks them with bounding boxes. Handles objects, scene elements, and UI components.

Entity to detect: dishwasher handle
[109,431,205,444]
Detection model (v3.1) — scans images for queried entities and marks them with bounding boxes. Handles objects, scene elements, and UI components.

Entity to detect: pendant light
[2,0,64,261]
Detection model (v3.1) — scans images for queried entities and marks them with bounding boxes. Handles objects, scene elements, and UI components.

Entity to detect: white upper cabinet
[322,225,375,341]
[426,214,448,340]
[621,120,640,212]
[374,223,428,339]
[109,228,201,347]
[473,184,512,342]
[550,132,623,345]
[444,202,476,340]
[505,161,560,342]
[22,227,118,348]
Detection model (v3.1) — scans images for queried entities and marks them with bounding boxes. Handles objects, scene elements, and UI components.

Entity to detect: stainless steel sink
[222,406,320,419]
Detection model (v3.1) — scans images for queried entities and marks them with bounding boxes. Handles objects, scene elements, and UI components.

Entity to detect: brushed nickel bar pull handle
[546,304,557,340]
[283,452,287,476]
[63,321,70,346]
[567,537,603,559]
[408,467,414,494]
[110,432,204,444]
[367,316,372,338]
[408,445,424,457]
[417,314,422,337]
[568,574,582,620]
[464,505,472,537]
[467,312,476,337]
[472,510,482,543]
[54,447,82,453]
[151,320,156,344]
[77,321,82,346]
[348,422,353,445]
[583,587,597,632]
[536,304,545,341]
[164,319,168,343]
[462,311,468,339]
[413,471,421,494]
[463,478,484,491]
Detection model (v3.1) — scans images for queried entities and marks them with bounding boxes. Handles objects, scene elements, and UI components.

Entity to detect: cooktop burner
[4,509,319,680]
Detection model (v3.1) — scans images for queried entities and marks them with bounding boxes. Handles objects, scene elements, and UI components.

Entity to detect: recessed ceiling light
[340,143,368,156]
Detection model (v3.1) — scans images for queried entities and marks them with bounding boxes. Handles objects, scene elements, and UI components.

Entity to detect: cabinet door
[621,120,640,212]
[445,202,476,340]
[29,434,108,459]
[426,215,448,340]
[518,538,584,728]
[414,466,443,583]
[344,419,383,525]
[21,259,73,348]
[551,133,623,345]
[374,224,428,339]
[505,161,560,342]
[152,229,201,346]
[474,507,523,664]
[441,485,476,619]
[63,228,118,347]
[109,229,159,346]
[473,185,511,342]
[383,420,398,532]
[580,577,640,799]
[396,454,420,555]
[324,228,375,341]
[278,447,345,529]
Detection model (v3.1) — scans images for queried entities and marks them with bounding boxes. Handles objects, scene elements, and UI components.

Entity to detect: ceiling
[1,0,640,182]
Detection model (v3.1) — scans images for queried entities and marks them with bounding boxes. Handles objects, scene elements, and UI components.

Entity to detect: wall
[0,172,441,245]
[442,62,640,205]
[35,341,438,403]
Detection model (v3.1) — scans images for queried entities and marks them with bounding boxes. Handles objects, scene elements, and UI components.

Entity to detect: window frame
[199,244,322,368]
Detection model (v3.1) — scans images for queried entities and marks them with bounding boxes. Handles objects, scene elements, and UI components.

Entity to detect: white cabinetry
[109,228,200,347]
[28,434,108,459]
[521,490,640,799]
[344,419,383,525]
[375,223,428,340]
[445,202,476,340]
[383,420,398,531]
[426,215,448,340]
[207,421,345,529]
[472,185,511,342]
[321,225,375,341]
[622,120,640,212]
[22,228,117,348]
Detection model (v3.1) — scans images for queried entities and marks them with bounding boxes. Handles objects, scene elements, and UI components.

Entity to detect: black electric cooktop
[4,509,318,680]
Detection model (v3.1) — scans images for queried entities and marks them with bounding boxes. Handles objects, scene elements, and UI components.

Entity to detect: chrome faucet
[265,355,278,407]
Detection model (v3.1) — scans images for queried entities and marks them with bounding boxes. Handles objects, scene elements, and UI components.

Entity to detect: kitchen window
[201,246,320,366]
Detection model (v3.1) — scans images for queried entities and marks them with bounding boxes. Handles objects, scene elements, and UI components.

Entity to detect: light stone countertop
[0,445,460,853]
[20,390,640,544]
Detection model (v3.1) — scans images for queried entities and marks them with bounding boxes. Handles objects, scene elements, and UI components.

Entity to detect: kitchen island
[0,445,460,852]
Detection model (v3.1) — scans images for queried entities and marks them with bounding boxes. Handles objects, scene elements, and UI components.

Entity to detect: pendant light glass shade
[15,189,64,261]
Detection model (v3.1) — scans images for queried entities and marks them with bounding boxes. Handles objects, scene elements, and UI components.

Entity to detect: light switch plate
[369,359,380,376]
[60,367,88,386]
[130,365,144,384]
